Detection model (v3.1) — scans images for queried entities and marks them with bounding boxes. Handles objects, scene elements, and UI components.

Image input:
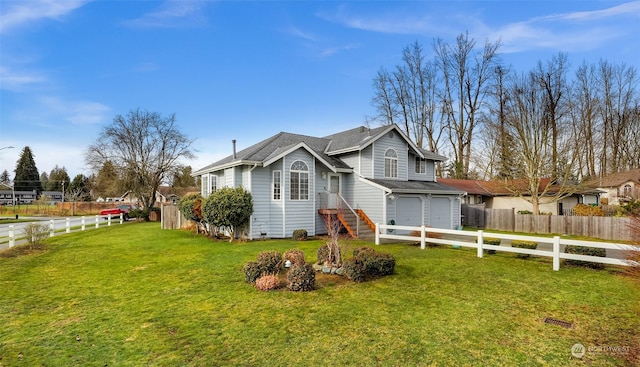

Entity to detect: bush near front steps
[343,246,395,282]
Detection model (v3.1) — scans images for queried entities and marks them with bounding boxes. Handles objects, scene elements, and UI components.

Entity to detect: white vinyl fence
[0,214,127,249]
[375,223,640,271]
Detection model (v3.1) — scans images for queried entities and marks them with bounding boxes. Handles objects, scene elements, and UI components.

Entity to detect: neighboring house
[440,178,600,215]
[0,190,38,205]
[121,186,197,206]
[41,191,64,204]
[586,169,640,206]
[193,124,464,239]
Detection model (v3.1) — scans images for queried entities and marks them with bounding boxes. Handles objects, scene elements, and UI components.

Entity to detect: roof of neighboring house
[437,178,493,196]
[585,169,640,188]
[438,178,601,196]
[193,124,447,175]
[367,178,466,195]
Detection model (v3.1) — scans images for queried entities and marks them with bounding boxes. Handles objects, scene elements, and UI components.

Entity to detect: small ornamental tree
[177,193,206,234]
[202,186,253,241]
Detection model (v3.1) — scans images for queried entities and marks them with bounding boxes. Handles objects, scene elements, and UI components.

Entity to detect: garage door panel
[430,197,451,229]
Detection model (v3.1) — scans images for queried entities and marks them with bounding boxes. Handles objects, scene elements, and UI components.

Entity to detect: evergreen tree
[172,165,196,187]
[40,172,49,190]
[93,161,121,198]
[13,146,42,193]
[68,174,91,201]
[47,165,71,191]
[0,170,10,185]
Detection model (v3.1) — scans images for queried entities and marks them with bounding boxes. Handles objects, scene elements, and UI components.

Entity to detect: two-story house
[193,124,464,239]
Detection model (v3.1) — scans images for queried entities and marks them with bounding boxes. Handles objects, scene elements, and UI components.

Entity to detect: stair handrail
[337,193,359,236]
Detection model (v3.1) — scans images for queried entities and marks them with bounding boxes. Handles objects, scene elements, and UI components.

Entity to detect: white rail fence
[0,214,126,248]
[375,224,640,271]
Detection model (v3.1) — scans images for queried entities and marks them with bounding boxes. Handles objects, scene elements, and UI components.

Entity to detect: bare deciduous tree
[86,109,194,211]
[434,31,501,178]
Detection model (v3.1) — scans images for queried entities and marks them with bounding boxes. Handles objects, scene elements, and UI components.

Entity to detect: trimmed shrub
[511,240,537,258]
[484,237,501,255]
[316,245,330,264]
[565,245,606,269]
[287,263,315,292]
[284,249,306,266]
[243,261,263,284]
[292,229,308,241]
[353,246,376,258]
[572,203,605,217]
[255,274,281,291]
[343,258,366,283]
[257,251,283,273]
[363,252,396,277]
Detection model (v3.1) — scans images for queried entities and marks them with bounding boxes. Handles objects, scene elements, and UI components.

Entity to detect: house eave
[192,160,262,176]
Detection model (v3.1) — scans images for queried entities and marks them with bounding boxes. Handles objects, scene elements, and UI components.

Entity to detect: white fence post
[49,219,55,237]
[375,223,380,245]
[66,218,71,233]
[95,215,99,228]
[81,217,86,231]
[119,213,123,224]
[9,225,14,248]
[107,214,112,226]
[477,230,484,258]
[420,225,426,250]
[553,236,560,271]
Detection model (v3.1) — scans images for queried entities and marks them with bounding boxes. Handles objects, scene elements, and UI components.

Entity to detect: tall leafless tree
[433,31,501,178]
[371,41,444,153]
[86,109,194,211]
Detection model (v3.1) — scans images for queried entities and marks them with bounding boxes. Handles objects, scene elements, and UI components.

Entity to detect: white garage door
[430,197,451,229]
[396,197,423,228]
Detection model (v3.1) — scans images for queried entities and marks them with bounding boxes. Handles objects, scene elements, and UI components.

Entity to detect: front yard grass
[0,222,638,366]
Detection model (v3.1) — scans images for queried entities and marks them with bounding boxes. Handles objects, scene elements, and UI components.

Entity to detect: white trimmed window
[290,161,309,200]
[201,176,209,195]
[210,175,217,193]
[384,149,398,178]
[415,157,426,174]
[273,170,281,200]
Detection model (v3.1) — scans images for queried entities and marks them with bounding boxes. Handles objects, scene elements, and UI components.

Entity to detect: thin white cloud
[0,66,47,91]
[39,96,111,125]
[321,2,638,55]
[0,0,90,34]
[124,0,207,28]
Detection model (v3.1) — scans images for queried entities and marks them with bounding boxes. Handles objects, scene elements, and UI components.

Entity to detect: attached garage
[430,196,452,229]
[395,196,423,233]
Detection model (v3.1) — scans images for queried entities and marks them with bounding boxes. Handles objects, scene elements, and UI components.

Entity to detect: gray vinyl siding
[314,164,331,235]
[360,145,373,177]
[249,167,271,238]
[350,178,386,225]
[283,149,316,237]
[408,153,437,182]
[373,133,408,180]
[268,161,284,238]
[224,168,234,187]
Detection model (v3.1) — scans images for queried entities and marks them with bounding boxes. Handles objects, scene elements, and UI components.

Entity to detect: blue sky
[1,0,638,180]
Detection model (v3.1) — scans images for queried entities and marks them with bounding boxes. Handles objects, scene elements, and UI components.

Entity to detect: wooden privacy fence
[374,224,640,271]
[160,204,186,229]
[469,207,634,241]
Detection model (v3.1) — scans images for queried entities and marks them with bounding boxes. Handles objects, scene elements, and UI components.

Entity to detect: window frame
[415,156,426,174]
[384,149,398,178]
[290,160,309,201]
[272,170,281,200]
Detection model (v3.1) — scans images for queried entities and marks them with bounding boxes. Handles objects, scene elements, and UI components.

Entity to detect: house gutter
[247,163,258,240]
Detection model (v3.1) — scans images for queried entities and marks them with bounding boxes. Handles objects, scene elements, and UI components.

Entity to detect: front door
[328,174,340,208]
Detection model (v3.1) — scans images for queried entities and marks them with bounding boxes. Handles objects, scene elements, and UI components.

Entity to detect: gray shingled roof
[194,124,446,174]
[194,131,350,173]
[367,178,466,195]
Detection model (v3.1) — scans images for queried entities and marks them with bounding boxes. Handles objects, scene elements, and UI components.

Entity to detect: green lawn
[1,222,638,366]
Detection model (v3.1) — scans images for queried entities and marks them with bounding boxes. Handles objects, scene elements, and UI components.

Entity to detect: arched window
[384,149,398,178]
[290,160,309,200]
[623,184,632,197]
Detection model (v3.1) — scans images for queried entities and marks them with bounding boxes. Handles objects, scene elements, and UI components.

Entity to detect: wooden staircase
[319,208,375,239]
